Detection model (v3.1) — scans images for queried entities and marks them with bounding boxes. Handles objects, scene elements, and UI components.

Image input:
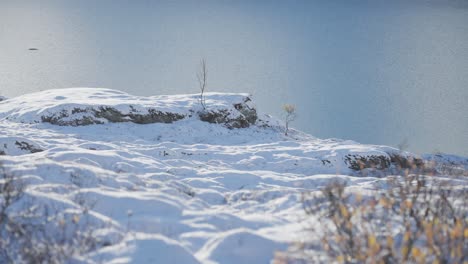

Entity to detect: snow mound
[197,229,286,264]
[119,234,201,264]
[0,88,258,128]
[422,153,468,175]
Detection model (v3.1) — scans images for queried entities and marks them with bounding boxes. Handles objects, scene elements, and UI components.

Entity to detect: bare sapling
[197,59,207,110]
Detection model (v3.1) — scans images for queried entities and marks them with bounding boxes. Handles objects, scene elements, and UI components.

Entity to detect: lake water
[1,0,467,156]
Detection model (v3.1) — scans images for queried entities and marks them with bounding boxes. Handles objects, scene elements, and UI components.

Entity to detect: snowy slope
[0,88,466,263]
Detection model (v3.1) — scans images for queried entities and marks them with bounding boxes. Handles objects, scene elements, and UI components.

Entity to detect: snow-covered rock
[0,88,258,128]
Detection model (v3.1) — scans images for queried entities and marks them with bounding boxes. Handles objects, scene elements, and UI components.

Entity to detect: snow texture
[0,88,466,263]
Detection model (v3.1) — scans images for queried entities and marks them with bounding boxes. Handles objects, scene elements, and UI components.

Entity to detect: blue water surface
[0,0,467,155]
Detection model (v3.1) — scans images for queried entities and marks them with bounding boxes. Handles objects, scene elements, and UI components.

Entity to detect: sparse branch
[0,165,120,263]
[197,59,208,110]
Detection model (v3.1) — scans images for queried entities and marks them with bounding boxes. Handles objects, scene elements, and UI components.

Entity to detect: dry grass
[0,165,117,263]
[277,165,467,263]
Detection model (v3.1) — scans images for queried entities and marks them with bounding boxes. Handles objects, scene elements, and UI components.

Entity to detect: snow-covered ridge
[0,88,466,263]
[0,88,465,172]
[0,88,258,128]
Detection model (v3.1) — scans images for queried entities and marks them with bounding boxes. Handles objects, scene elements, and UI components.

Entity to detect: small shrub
[283,104,297,136]
[279,172,467,263]
[0,165,117,263]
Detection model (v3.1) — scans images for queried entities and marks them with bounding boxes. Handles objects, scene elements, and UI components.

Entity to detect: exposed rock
[233,97,258,124]
[41,109,102,126]
[199,97,257,129]
[94,106,185,124]
[344,153,424,171]
[41,101,257,129]
[14,141,43,153]
[344,154,391,171]
[130,109,185,124]
[198,110,252,129]
[41,106,186,126]
[389,153,424,170]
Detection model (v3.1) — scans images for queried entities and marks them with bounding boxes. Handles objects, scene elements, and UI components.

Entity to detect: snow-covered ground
[0,88,466,263]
